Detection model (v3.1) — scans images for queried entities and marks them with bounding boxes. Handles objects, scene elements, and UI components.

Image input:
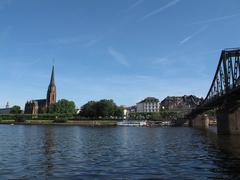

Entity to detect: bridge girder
[187,48,240,118]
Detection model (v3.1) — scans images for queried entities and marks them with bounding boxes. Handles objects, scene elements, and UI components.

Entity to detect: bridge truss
[188,48,240,117]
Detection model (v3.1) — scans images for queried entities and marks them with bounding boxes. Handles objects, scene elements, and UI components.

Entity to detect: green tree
[80,99,123,119]
[10,105,22,114]
[114,106,124,117]
[48,99,76,114]
[96,99,116,118]
[80,101,97,118]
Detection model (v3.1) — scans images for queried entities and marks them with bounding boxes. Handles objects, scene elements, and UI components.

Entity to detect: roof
[27,99,46,104]
[0,108,12,114]
[35,99,47,103]
[138,97,159,104]
[0,108,11,111]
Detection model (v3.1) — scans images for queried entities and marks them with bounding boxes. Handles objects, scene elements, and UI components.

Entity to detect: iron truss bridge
[187,48,240,118]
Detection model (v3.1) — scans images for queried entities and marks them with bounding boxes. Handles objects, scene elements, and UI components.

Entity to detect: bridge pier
[216,106,240,135]
[191,114,209,129]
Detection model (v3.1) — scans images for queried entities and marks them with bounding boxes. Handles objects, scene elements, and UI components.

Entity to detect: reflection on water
[43,127,54,177]
[0,125,240,179]
[199,128,240,179]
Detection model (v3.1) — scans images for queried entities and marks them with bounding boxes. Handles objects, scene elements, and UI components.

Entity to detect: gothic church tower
[47,65,57,106]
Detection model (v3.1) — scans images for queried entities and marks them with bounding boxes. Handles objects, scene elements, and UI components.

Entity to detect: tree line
[8,99,76,115]
[7,99,124,119]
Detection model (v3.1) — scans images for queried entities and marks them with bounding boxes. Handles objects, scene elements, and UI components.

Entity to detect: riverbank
[0,120,118,126]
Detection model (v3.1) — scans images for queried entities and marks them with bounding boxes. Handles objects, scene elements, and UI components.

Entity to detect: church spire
[47,65,57,106]
[49,65,55,86]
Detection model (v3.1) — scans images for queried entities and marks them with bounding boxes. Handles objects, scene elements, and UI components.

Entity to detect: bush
[53,116,68,123]
[15,115,25,122]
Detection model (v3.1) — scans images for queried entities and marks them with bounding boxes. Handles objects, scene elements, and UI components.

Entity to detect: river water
[0,125,240,179]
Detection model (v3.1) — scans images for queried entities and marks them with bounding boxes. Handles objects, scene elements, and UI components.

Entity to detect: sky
[0,0,240,108]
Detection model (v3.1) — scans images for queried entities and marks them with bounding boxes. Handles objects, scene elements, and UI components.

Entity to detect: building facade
[136,97,160,113]
[0,102,12,114]
[24,66,57,114]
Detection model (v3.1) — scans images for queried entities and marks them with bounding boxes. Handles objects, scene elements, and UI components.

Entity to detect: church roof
[27,99,46,104]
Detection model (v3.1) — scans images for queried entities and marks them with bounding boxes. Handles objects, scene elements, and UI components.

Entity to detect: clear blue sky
[0,0,240,108]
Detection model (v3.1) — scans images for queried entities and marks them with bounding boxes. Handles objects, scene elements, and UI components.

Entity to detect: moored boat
[117,120,147,127]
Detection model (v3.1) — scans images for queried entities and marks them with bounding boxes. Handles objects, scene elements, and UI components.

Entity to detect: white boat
[161,121,172,126]
[117,120,147,127]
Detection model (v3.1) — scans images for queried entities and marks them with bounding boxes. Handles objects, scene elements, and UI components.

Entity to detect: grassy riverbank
[0,120,118,126]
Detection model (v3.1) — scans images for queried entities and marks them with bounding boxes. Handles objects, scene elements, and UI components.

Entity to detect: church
[24,66,57,114]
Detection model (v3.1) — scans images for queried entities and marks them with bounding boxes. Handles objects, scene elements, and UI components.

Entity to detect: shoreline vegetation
[0,113,122,126]
[0,120,217,127]
[0,109,216,127]
[0,120,118,126]
[3,99,217,127]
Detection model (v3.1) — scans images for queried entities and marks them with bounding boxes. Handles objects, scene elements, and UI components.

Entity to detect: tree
[96,99,116,118]
[10,106,22,114]
[80,101,97,118]
[48,99,76,114]
[114,106,124,117]
[80,99,123,119]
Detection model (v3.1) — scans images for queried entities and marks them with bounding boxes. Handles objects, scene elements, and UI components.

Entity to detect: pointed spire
[49,65,55,86]
[6,102,9,108]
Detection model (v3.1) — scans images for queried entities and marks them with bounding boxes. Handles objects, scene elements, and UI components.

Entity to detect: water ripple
[0,125,240,179]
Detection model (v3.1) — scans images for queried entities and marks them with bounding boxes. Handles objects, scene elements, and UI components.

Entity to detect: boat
[117,120,147,127]
[161,121,172,126]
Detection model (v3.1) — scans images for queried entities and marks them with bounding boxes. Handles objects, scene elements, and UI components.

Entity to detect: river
[0,125,240,179]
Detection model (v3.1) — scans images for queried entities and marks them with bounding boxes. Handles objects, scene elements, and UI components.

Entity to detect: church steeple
[47,65,57,106]
[50,65,55,86]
